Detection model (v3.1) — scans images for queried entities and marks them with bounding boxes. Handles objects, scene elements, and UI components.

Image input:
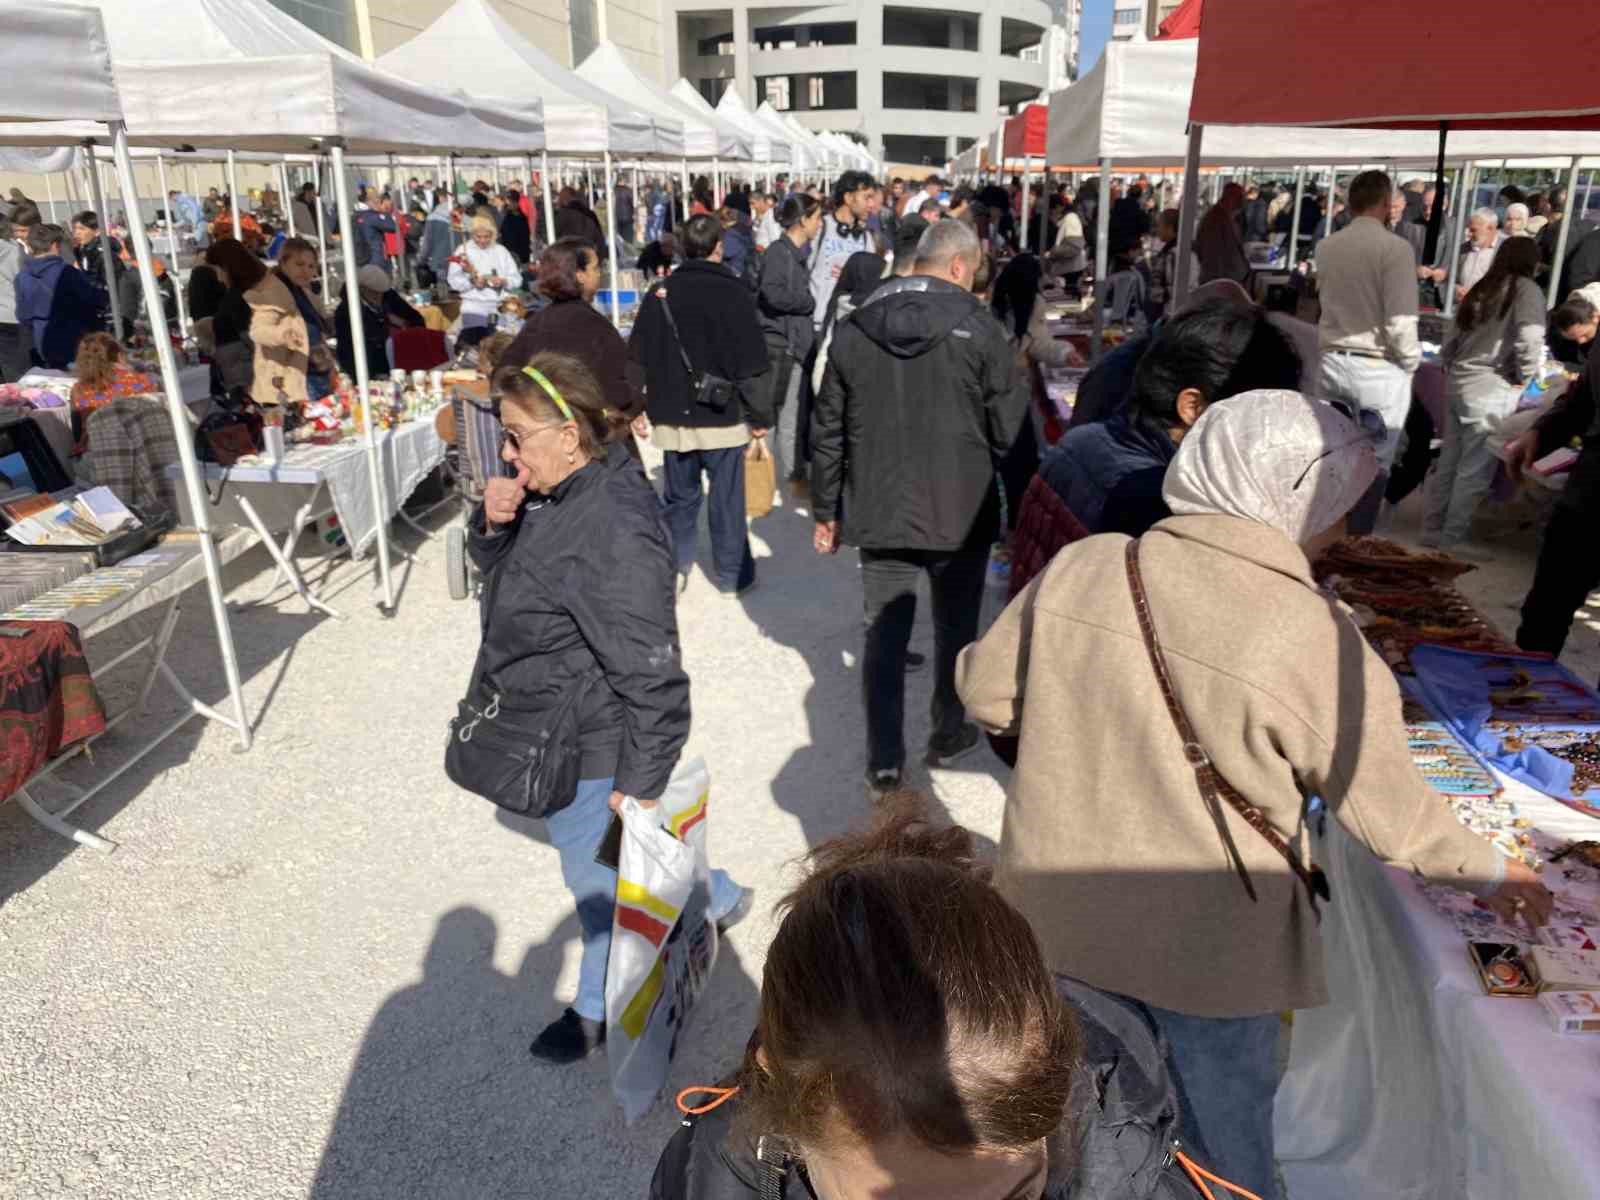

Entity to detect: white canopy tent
[575,43,749,162]
[9,0,554,612]
[1,1,252,847]
[712,86,791,170]
[778,114,836,178]
[754,101,812,178]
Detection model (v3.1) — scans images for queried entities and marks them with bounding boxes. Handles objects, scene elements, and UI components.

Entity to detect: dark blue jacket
[1037,408,1176,538]
[16,254,106,369]
[354,208,396,268]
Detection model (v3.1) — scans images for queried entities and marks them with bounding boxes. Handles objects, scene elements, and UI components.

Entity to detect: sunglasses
[498,423,564,453]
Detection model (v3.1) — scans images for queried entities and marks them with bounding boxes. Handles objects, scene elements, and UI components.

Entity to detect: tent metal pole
[387,153,404,285]
[680,158,691,224]
[226,149,241,244]
[314,157,332,305]
[1549,158,1581,310]
[108,122,251,751]
[329,141,396,614]
[1287,167,1306,267]
[43,172,55,226]
[82,141,123,340]
[1090,156,1112,364]
[1584,169,1596,225]
[713,156,722,208]
[604,151,622,329]
[1443,163,1474,318]
[154,151,189,337]
[541,151,556,245]
[280,160,295,237]
[1172,124,1204,307]
[1021,155,1033,253]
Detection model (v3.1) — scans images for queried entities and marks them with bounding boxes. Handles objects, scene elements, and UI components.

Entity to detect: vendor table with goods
[1275,537,1600,1199]
[164,412,446,619]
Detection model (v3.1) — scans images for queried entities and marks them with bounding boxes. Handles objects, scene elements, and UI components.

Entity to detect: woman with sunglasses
[468,352,750,1065]
[958,390,1551,1198]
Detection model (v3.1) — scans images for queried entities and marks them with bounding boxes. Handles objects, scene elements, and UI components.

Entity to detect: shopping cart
[442,381,509,601]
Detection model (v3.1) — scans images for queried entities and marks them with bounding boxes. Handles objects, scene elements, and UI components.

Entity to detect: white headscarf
[1162,390,1379,545]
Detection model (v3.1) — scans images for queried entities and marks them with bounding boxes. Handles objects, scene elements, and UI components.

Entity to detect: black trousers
[1385,397,1437,506]
[0,322,30,384]
[1517,505,1600,658]
[860,546,988,774]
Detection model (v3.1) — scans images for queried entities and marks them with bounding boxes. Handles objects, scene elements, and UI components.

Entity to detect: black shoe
[866,767,902,796]
[714,886,755,933]
[925,723,981,768]
[905,650,926,670]
[529,1008,605,1064]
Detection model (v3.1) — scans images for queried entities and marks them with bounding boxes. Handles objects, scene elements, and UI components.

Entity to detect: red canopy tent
[1002,103,1048,160]
[1155,0,1202,40]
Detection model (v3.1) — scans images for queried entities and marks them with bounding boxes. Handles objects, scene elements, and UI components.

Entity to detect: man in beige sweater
[958,390,1549,1198]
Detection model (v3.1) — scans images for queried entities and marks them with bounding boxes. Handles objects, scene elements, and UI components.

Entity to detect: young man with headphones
[808,170,879,323]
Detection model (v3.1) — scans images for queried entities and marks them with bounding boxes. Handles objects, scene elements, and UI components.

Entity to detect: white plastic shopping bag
[606,757,720,1122]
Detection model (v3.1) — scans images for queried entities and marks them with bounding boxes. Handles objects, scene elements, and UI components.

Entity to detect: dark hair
[506,189,522,205]
[739,795,1079,1156]
[723,190,750,217]
[299,181,316,197]
[778,193,819,230]
[1498,184,1526,206]
[536,237,597,302]
[203,237,269,292]
[950,185,975,210]
[259,222,276,238]
[1347,170,1393,214]
[1457,237,1540,331]
[72,210,99,231]
[27,223,65,255]
[991,253,1043,340]
[9,201,41,229]
[278,235,318,263]
[917,196,942,218]
[893,213,928,261]
[1129,304,1302,439]
[682,213,722,260]
[1552,294,1599,334]
[831,170,875,209]
[491,352,625,458]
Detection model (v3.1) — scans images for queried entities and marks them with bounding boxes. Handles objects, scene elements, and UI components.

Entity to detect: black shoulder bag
[652,282,737,413]
[444,543,603,818]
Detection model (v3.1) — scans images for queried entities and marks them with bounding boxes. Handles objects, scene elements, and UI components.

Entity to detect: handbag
[744,436,775,519]
[652,282,737,413]
[1124,539,1331,917]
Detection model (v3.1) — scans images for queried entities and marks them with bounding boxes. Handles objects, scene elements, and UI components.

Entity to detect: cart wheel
[446,526,469,601]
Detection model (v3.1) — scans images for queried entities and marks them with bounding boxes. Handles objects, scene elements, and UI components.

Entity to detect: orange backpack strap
[675,1085,741,1116]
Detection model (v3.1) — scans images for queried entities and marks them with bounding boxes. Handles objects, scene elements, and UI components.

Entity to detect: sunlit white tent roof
[379,0,662,156]
[575,42,745,161]
[3,3,121,126]
[777,114,834,170]
[0,0,543,154]
[712,85,790,164]
[1049,39,1600,167]
[754,101,812,170]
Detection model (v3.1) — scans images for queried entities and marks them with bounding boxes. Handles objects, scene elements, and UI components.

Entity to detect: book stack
[2,487,140,548]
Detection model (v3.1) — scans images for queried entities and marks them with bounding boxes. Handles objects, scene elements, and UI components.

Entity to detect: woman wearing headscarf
[957,390,1550,1199]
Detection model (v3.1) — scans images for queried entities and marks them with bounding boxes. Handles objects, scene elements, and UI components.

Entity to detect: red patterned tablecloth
[0,621,106,802]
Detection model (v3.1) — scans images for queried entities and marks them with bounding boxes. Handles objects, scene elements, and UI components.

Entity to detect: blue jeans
[660,445,755,592]
[1144,1003,1280,1200]
[544,777,742,1022]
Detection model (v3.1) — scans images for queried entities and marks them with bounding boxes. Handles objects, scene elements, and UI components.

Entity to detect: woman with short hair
[447,213,522,331]
[501,238,640,429]
[468,352,747,1063]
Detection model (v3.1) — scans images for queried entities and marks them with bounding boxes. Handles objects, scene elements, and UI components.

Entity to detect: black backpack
[650,978,1227,1200]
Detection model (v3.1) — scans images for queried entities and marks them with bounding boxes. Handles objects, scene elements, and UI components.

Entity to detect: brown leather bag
[1124,538,1330,917]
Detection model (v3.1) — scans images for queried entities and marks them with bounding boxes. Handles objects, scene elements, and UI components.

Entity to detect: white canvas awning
[379,0,664,157]
[754,101,811,170]
[575,43,744,161]
[712,85,790,165]
[1,3,122,126]
[777,114,835,171]
[1049,40,1600,168]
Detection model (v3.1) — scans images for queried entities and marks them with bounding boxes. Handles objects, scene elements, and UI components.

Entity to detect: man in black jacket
[1506,342,1600,665]
[631,214,771,594]
[812,219,1024,792]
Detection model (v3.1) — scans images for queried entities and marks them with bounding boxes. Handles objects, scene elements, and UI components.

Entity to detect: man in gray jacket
[0,217,27,381]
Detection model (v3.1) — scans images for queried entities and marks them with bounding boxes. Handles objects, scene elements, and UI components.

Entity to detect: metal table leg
[236,492,344,620]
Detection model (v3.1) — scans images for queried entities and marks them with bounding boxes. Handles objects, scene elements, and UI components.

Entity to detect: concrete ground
[1,455,1595,1199]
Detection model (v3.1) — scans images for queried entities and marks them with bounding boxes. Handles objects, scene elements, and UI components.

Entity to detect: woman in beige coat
[956,389,1550,1198]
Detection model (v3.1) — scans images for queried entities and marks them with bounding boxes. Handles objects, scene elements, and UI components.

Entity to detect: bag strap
[649,282,703,388]
[755,1136,790,1200]
[1124,539,1329,917]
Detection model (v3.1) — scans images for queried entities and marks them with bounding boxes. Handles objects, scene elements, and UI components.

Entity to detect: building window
[752,22,856,50]
[883,72,978,113]
[883,8,979,51]
[264,0,356,50]
[883,135,949,167]
[764,77,792,110]
[698,33,734,57]
[1113,9,1142,24]
[757,72,857,111]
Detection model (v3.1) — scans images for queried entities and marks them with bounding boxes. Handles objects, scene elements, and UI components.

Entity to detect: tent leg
[329,142,396,615]
[227,149,241,244]
[108,122,251,751]
[604,151,621,330]
[1172,124,1203,307]
[315,157,332,307]
[83,142,123,339]
[1021,156,1032,253]
[153,151,189,338]
[1548,158,1581,310]
[280,160,295,237]
[1090,156,1112,364]
[1288,167,1306,269]
[541,151,556,245]
[680,158,691,224]
[1443,163,1474,318]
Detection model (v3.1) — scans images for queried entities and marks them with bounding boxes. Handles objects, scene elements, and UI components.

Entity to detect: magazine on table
[2,486,141,547]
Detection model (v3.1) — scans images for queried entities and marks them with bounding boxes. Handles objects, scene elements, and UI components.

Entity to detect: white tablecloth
[1275,771,1600,1199]
[167,419,445,559]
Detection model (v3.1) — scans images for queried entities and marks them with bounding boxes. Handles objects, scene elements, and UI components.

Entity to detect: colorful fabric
[0,620,106,802]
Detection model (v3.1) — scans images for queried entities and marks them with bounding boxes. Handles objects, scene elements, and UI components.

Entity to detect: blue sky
[1079,0,1114,77]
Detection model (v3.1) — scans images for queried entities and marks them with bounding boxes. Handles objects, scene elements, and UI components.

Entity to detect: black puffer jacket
[755,233,815,362]
[466,446,688,803]
[648,978,1207,1200]
[811,275,1023,552]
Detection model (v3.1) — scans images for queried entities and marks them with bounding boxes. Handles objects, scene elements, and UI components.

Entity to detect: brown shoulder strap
[1124,539,1329,916]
